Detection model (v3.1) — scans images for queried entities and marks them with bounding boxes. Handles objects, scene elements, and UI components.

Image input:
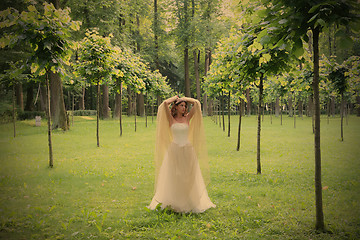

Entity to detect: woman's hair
[171,100,188,117]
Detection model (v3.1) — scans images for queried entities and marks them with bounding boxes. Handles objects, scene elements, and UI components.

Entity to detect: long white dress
[148,122,216,213]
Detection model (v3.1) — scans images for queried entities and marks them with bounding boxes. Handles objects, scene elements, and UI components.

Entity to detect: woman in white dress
[148,96,216,213]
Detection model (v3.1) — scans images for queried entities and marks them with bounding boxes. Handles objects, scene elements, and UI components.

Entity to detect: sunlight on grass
[0,115,359,239]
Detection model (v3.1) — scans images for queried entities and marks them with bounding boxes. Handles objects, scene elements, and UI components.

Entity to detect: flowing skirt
[148,142,216,213]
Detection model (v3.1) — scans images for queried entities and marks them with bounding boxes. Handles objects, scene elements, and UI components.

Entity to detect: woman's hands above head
[165,95,179,105]
[178,97,196,104]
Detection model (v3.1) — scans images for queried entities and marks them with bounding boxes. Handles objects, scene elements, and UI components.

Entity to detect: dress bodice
[171,123,189,146]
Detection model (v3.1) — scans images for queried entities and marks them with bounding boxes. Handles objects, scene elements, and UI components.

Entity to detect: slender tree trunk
[203,48,210,116]
[327,97,330,124]
[46,72,53,167]
[356,94,360,116]
[293,93,296,128]
[119,82,122,136]
[228,92,231,137]
[102,83,110,118]
[236,98,243,151]
[79,86,85,110]
[194,49,201,100]
[72,93,74,127]
[184,48,190,97]
[13,84,16,138]
[246,88,251,116]
[270,102,273,124]
[134,92,137,132]
[218,101,221,129]
[127,87,132,116]
[257,74,264,174]
[145,94,148,127]
[298,99,303,118]
[275,97,280,117]
[312,27,325,231]
[341,94,344,141]
[154,0,160,69]
[288,93,293,117]
[114,90,121,118]
[222,93,225,132]
[280,100,283,126]
[97,82,100,147]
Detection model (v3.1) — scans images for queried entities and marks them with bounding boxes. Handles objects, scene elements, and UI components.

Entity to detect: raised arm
[163,95,178,125]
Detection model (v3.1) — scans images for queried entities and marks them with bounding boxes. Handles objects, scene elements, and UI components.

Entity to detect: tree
[328,66,349,141]
[77,29,115,147]
[0,2,80,167]
[261,0,360,231]
[1,61,27,138]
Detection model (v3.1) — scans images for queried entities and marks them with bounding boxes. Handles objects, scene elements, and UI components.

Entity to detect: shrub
[71,110,97,116]
[17,111,46,120]
[0,102,13,123]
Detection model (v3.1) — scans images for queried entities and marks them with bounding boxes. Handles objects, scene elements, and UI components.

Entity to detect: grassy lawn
[0,114,359,239]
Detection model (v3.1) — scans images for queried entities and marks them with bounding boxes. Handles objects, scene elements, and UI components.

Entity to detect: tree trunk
[184,48,190,97]
[119,82,122,136]
[79,86,85,110]
[298,99,303,118]
[137,93,145,116]
[145,94,148,127]
[96,82,100,147]
[49,71,68,130]
[218,101,221,129]
[288,93,293,117]
[114,91,121,118]
[246,88,251,116]
[15,83,24,111]
[45,72,53,167]
[127,87,132,116]
[25,82,34,111]
[257,74,264,175]
[222,93,225,132]
[312,27,325,231]
[293,93,296,128]
[134,92,137,132]
[308,95,313,117]
[236,98,244,151]
[154,0,160,69]
[275,97,280,117]
[12,84,16,138]
[194,49,201,100]
[203,48,211,116]
[341,94,344,141]
[102,83,110,118]
[228,91,231,137]
[356,94,360,116]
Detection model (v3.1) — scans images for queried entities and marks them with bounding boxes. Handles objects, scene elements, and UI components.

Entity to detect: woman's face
[176,102,186,115]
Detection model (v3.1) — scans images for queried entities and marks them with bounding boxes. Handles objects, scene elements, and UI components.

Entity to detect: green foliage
[0,3,81,76]
[77,29,115,85]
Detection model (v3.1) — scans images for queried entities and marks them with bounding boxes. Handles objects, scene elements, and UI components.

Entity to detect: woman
[148,95,216,213]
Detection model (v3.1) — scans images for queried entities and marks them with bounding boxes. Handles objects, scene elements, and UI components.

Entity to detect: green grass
[0,114,359,239]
